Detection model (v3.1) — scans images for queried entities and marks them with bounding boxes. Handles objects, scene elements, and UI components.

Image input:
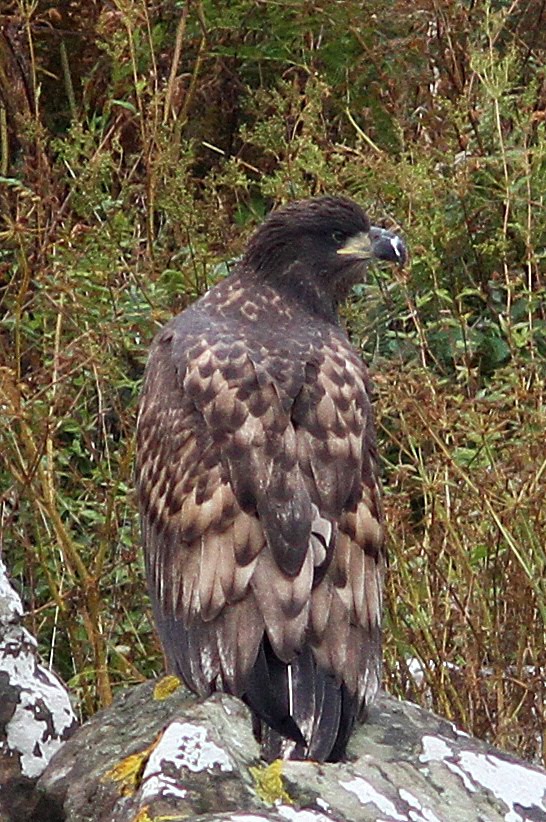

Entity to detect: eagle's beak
[369,225,407,265]
[337,226,407,266]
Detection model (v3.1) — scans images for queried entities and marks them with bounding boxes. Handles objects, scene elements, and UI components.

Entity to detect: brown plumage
[136,196,406,761]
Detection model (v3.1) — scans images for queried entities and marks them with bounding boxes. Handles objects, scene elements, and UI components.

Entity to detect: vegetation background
[0,0,544,767]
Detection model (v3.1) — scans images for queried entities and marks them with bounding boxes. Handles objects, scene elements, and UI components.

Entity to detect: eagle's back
[136,269,385,761]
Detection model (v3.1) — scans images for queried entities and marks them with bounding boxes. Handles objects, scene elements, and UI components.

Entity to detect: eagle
[136,196,406,762]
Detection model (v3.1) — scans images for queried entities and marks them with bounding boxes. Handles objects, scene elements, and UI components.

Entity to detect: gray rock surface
[38,677,546,822]
[0,558,77,821]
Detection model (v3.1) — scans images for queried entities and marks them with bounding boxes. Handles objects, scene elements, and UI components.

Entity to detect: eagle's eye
[331,230,346,245]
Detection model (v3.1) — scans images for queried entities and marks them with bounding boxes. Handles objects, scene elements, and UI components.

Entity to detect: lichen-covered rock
[39,680,259,821]
[38,677,546,822]
[3,557,543,822]
[0,558,77,820]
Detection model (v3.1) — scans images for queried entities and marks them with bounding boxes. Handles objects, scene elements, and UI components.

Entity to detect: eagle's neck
[240,266,341,326]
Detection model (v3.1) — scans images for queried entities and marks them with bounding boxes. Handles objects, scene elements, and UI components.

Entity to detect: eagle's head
[243,196,406,317]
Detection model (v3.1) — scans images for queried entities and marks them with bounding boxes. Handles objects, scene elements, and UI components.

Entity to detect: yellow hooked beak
[337,226,407,265]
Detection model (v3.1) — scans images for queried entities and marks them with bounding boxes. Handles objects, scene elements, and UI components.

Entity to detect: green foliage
[0,0,544,763]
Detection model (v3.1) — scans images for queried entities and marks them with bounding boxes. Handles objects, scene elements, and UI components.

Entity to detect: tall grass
[0,0,544,763]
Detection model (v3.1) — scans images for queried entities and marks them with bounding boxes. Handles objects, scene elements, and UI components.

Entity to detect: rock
[38,677,546,822]
[0,558,77,821]
[3,559,545,821]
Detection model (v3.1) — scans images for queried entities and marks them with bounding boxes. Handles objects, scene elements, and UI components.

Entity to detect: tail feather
[155,606,364,763]
[243,638,306,750]
[245,637,356,762]
[329,686,358,762]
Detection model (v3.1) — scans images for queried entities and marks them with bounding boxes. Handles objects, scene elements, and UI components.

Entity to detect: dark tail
[243,637,357,762]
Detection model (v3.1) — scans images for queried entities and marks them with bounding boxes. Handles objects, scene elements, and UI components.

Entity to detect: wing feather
[198,532,226,622]
[217,596,263,691]
[288,340,385,715]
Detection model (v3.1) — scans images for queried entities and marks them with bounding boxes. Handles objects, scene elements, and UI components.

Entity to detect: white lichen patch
[1,562,76,779]
[419,735,476,793]
[419,734,546,821]
[3,641,76,778]
[139,772,187,802]
[277,807,333,821]
[138,720,233,802]
[341,777,406,820]
[173,721,233,772]
[452,724,470,739]
[398,788,442,822]
[456,750,546,822]
[315,798,331,812]
[0,559,23,622]
[419,735,453,764]
[228,816,271,822]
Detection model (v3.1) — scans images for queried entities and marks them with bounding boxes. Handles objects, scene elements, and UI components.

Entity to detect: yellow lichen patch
[104,734,161,796]
[154,816,191,821]
[133,811,186,822]
[250,759,293,805]
[153,675,182,701]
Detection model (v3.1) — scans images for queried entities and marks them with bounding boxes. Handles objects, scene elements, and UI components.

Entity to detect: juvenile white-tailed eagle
[136,196,406,761]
